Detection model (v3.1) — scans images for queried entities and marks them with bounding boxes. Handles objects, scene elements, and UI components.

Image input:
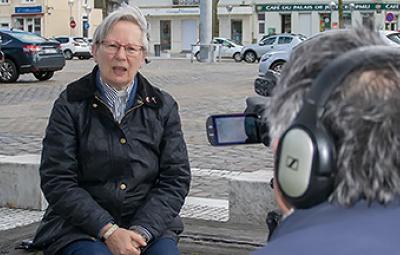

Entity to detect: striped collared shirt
[99,77,135,123]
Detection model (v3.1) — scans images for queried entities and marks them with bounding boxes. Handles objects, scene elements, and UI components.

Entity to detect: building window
[281,14,291,33]
[1,23,9,28]
[13,17,41,35]
[15,18,24,30]
[343,13,352,28]
[34,17,41,35]
[257,13,265,21]
[259,23,265,34]
[362,12,374,27]
[319,13,331,32]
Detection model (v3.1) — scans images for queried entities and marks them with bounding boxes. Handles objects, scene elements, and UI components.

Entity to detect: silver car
[258,30,400,75]
[192,37,243,62]
[258,50,290,74]
[241,34,307,63]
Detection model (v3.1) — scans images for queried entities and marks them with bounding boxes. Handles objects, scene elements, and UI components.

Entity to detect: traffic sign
[83,21,90,30]
[69,20,76,29]
[386,12,395,22]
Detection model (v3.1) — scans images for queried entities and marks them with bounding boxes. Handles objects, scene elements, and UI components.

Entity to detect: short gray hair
[268,27,400,206]
[92,3,149,53]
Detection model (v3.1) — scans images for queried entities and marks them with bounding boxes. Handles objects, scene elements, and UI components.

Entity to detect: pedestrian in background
[253,27,400,254]
[33,4,191,255]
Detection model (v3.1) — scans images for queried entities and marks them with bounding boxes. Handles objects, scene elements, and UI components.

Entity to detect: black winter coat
[33,66,191,255]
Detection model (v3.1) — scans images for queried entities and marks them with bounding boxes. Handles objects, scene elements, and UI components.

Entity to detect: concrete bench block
[0,155,47,210]
[229,170,277,226]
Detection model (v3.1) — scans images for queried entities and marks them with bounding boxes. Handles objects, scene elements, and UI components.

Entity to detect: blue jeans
[62,237,180,255]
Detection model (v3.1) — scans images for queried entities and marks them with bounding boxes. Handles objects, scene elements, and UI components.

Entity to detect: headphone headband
[308,45,400,109]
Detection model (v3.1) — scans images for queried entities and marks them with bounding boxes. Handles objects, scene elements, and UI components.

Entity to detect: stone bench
[0,155,276,255]
[0,155,47,210]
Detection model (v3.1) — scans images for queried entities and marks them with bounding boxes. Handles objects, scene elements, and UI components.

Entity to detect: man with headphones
[252,27,400,254]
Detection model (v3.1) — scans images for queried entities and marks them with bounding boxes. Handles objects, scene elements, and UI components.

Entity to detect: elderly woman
[33,5,191,255]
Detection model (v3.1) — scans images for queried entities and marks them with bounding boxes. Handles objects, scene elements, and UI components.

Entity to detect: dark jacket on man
[252,200,400,255]
[33,66,191,255]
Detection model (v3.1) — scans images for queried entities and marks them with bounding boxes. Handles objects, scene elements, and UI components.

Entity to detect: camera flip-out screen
[206,113,260,146]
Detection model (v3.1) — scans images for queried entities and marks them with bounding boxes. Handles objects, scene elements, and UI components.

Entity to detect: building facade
[253,0,400,38]
[129,0,400,55]
[0,0,103,39]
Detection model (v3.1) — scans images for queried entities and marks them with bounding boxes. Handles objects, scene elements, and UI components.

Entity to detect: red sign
[69,20,76,29]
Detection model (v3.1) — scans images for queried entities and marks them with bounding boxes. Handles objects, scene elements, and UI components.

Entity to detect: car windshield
[74,38,87,44]
[7,31,47,43]
[387,33,400,45]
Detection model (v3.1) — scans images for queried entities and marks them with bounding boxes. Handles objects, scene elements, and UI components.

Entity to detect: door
[181,19,196,52]
[298,13,312,37]
[231,20,242,44]
[160,20,171,51]
[281,14,291,33]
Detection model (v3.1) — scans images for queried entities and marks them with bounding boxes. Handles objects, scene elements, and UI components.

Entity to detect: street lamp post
[329,1,337,29]
[226,5,233,39]
[68,0,74,36]
[349,3,355,28]
[83,3,92,38]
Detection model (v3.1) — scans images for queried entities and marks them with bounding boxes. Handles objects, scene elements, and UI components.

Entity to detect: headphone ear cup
[275,123,335,209]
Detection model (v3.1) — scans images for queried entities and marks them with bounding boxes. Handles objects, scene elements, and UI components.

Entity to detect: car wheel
[233,52,242,62]
[33,71,54,81]
[0,59,19,83]
[63,50,73,60]
[270,61,286,73]
[244,51,257,63]
[195,52,200,62]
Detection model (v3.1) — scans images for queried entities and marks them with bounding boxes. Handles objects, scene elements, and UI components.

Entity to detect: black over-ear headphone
[275,45,400,209]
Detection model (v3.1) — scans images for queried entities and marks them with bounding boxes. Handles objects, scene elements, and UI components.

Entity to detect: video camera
[206,70,279,147]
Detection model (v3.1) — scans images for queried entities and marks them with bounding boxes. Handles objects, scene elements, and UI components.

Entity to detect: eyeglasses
[100,40,144,57]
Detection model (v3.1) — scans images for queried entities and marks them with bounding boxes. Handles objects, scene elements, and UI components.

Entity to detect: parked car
[54,36,91,60]
[0,34,3,63]
[380,30,400,46]
[240,33,307,63]
[255,30,400,93]
[0,29,65,83]
[192,37,243,62]
[259,50,290,73]
[254,51,289,93]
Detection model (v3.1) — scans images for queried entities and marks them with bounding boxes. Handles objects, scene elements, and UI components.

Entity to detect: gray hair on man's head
[268,27,400,207]
[92,3,149,52]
